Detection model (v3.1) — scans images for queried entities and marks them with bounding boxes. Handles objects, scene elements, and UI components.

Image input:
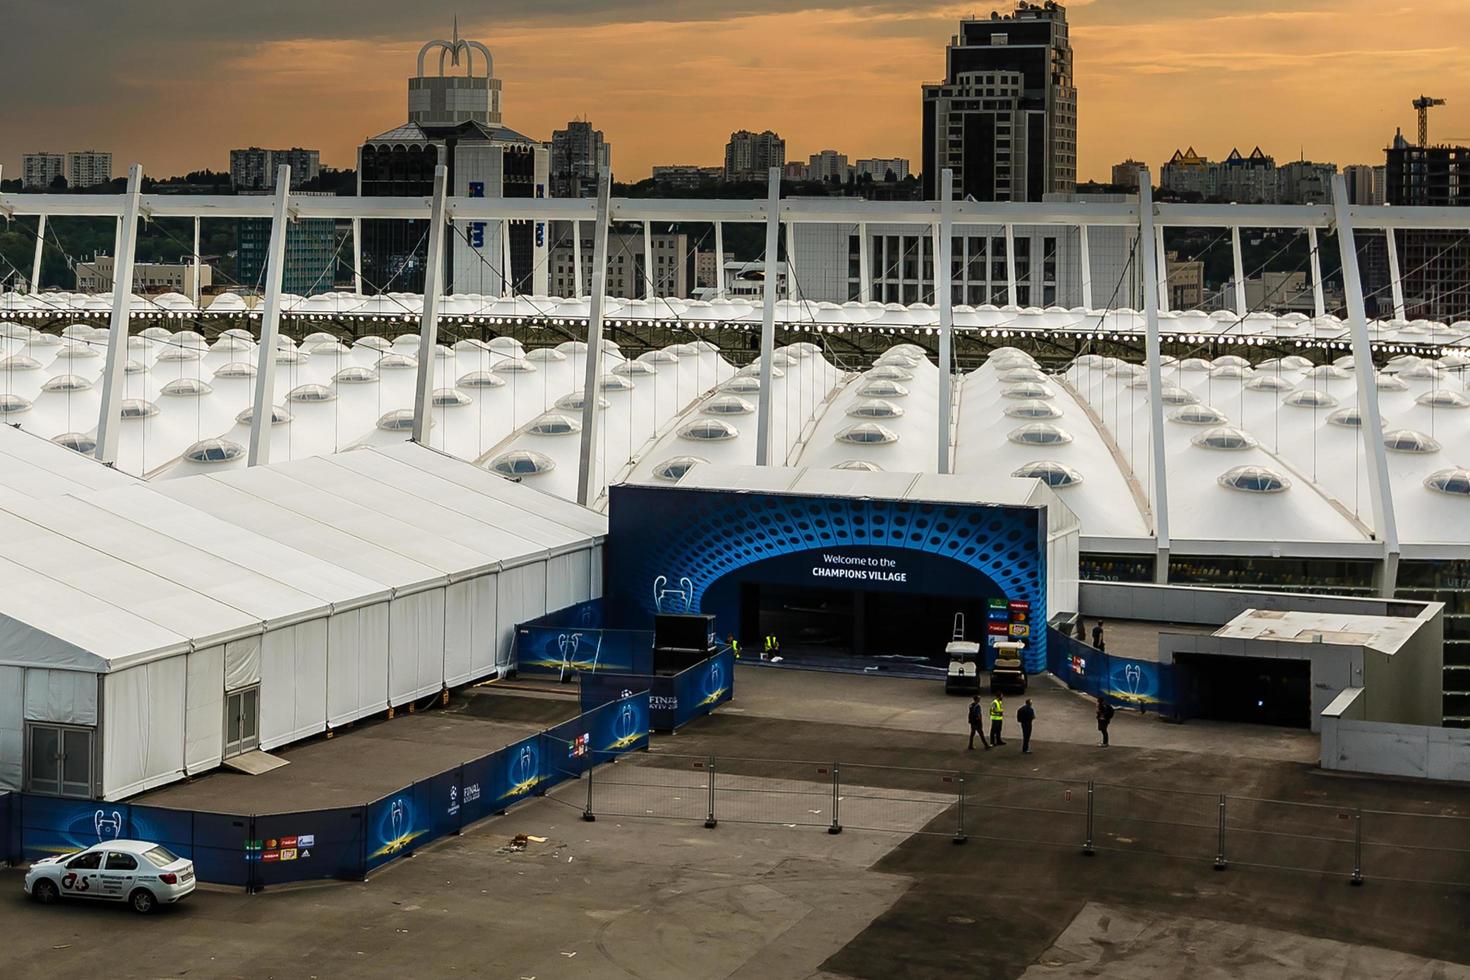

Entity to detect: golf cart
[990,639,1028,694]
[944,613,981,694]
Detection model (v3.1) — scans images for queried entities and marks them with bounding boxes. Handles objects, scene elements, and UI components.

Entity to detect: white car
[24,839,196,914]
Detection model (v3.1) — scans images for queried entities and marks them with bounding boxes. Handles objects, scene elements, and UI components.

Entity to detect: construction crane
[1413,95,1447,146]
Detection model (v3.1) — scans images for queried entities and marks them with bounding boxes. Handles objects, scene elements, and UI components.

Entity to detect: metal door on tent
[25,724,95,797]
[225,686,259,757]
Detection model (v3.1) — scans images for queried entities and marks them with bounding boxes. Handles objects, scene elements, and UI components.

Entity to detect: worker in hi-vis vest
[728,635,741,659]
[989,693,1007,747]
[763,635,779,660]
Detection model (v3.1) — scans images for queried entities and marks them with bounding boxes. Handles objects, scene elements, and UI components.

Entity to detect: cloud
[4,0,1469,183]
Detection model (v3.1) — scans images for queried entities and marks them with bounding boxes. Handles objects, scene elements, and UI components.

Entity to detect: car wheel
[31,879,59,905]
[129,888,157,914]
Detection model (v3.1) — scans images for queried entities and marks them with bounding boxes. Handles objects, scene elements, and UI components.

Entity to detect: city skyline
[3,0,1469,184]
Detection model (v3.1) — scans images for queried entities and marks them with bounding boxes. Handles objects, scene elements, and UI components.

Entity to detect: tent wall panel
[470,574,500,677]
[224,636,261,692]
[0,666,22,791]
[327,603,389,727]
[292,619,329,742]
[444,581,473,687]
[259,621,328,750]
[418,589,447,698]
[496,570,525,669]
[389,590,447,704]
[445,574,499,685]
[546,550,592,611]
[591,543,605,598]
[185,645,225,776]
[522,562,549,625]
[103,658,187,798]
[23,668,98,726]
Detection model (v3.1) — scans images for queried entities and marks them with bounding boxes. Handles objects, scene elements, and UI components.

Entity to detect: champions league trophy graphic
[1124,663,1143,698]
[389,798,406,845]
[703,660,725,704]
[94,810,123,842]
[613,701,639,747]
[557,632,583,681]
[511,742,538,795]
[653,575,694,613]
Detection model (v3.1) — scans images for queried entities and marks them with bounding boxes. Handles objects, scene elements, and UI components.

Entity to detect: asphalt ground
[2,664,1467,978]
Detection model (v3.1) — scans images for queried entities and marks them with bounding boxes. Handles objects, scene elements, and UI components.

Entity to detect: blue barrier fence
[0,693,651,889]
[513,599,657,678]
[1046,628,1177,715]
[580,649,736,730]
[514,624,655,678]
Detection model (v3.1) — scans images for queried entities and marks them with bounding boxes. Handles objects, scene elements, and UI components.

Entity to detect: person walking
[967,694,990,750]
[1091,620,1105,649]
[1097,696,1115,747]
[1017,698,1036,754]
[989,692,1006,747]
[728,635,741,660]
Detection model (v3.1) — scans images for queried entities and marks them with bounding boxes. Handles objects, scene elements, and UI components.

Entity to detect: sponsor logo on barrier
[448,785,460,818]
[568,733,590,759]
[463,784,480,804]
[297,835,314,848]
[280,848,298,862]
[263,851,279,862]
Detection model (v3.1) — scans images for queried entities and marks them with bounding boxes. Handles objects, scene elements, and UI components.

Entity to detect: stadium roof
[4,319,1470,559]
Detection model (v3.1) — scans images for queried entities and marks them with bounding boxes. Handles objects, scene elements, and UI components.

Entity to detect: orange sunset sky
[4,0,1468,184]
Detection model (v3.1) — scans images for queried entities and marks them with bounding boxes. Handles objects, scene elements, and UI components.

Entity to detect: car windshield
[143,845,180,868]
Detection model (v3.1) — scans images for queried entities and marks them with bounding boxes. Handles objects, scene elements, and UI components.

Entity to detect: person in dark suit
[1097,697,1115,747]
[967,695,990,750]
[1018,698,1036,754]
[1091,620,1105,648]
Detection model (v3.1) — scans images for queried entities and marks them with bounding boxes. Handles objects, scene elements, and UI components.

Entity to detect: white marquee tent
[0,426,605,800]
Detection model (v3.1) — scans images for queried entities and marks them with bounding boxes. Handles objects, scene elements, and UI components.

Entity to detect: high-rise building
[1159,145,1334,203]
[549,227,689,299]
[1160,147,1212,198]
[1164,251,1204,310]
[807,149,850,183]
[1383,132,1470,321]
[550,120,610,198]
[724,130,786,182]
[64,151,112,188]
[1110,159,1145,190]
[358,29,550,296]
[237,191,337,296]
[854,158,911,181]
[1277,159,1337,204]
[229,148,322,191]
[1217,147,1277,203]
[921,2,1077,202]
[1343,164,1387,205]
[21,153,64,189]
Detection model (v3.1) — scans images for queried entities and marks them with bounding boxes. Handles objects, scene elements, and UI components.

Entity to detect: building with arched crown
[358,23,550,298]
